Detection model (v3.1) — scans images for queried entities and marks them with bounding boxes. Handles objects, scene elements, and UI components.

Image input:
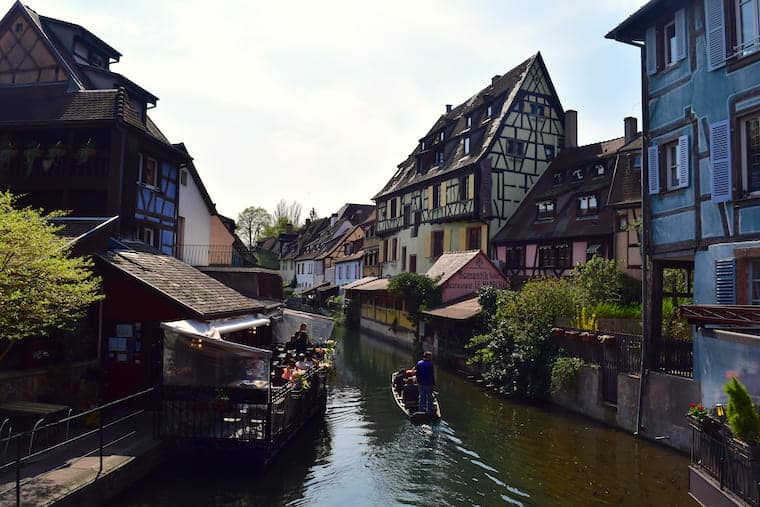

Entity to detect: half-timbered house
[0,1,188,255]
[373,52,566,276]
[492,118,642,286]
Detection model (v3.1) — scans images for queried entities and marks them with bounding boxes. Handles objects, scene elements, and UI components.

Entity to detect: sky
[15,0,648,222]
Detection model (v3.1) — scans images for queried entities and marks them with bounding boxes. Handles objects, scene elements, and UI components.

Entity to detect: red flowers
[690,403,697,408]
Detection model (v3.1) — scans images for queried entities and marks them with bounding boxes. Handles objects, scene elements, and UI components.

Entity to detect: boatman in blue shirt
[415,351,435,414]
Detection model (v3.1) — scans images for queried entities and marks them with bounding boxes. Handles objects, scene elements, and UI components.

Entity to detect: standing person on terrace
[415,351,435,414]
[293,323,311,354]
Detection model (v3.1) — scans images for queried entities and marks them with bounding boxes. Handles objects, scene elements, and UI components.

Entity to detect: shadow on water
[118,327,693,507]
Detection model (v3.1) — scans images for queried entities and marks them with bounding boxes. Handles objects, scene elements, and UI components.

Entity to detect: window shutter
[426,233,432,257]
[715,258,736,304]
[441,183,447,207]
[675,9,687,61]
[648,145,660,194]
[704,0,727,71]
[646,26,657,75]
[709,120,732,202]
[677,135,689,187]
[468,174,475,200]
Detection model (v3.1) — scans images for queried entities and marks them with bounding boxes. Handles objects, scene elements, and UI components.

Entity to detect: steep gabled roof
[492,135,638,245]
[98,240,268,319]
[374,53,553,200]
[425,250,481,286]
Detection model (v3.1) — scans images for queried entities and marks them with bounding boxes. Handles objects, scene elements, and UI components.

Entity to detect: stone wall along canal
[117,327,693,506]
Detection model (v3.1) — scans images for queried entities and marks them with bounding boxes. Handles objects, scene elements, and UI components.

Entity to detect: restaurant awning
[271,309,335,345]
[422,297,482,321]
[161,314,272,342]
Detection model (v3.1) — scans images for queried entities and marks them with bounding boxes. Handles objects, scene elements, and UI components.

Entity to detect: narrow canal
[119,328,693,506]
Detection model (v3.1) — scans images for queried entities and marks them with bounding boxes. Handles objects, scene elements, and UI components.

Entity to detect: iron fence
[651,336,693,378]
[553,329,642,404]
[177,244,255,267]
[691,424,760,506]
[0,388,157,507]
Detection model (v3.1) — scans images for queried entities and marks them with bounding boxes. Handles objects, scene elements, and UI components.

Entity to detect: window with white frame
[664,20,678,66]
[142,227,155,247]
[536,200,555,220]
[463,136,471,155]
[751,259,760,304]
[737,0,760,55]
[487,104,493,117]
[578,195,598,216]
[435,150,444,165]
[664,140,687,190]
[466,115,472,128]
[139,154,158,187]
[180,169,188,186]
[438,131,445,142]
[740,112,760,193]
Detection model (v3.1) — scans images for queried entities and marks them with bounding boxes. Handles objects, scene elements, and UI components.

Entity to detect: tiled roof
[374,53,541,200]
[345,277,389,292]
[423,296,481,320]
[98,240,267,318]
[335,250,364,263]
[492,135,642,245]
[343,276,378,290]
[0,86,171,145]
[425,250,481,286]
[608,137,643,206]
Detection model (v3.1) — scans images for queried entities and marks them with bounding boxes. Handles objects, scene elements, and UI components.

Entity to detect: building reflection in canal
[117,327,693,506]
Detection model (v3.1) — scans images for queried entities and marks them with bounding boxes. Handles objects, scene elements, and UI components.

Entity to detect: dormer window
[572,168,584,181]
[537,200,555,220]
[552,171,564,185]
[463,136,471,155]
[594,164,605,177]
[421,140,426,150]
[438,131,445,142]
[466,115,472,128]
[578,195,599,216]
[487,104,493,117]
[435,150,444,165]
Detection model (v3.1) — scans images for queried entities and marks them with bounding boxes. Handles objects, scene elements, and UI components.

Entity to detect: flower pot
[729,438,760,459]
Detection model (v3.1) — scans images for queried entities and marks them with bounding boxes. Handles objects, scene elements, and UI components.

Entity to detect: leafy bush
[468,277,584,399]
[551,357,586,394]
[570,306,597,330]
[570,257,622,306]
[388,272,441,325]
[593,302,642,319]
[725,377,760,444]
[325,296,345,325]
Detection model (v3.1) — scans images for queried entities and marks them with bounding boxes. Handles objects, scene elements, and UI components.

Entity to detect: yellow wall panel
[443,227,451,253]
[468,174,475,200]
[458,227,467,252]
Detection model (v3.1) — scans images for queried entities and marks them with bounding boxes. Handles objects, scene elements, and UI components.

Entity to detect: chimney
[330,213,338,227]
[305,218,311,226]
[492,75,500,85]
[565,109,578,149]
[624,117,638,145]
[445,104,452,113]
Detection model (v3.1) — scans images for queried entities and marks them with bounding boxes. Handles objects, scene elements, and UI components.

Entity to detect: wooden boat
[391,371,442,424]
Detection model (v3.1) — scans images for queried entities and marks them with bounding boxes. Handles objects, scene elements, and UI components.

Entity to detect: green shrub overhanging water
[466,257,661,400]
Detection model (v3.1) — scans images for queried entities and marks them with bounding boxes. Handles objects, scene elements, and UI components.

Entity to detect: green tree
[725,376,760,443]
[0,191,103,342]
[236,206,271,248]
[388,272,441,325]
[262,216,291,238]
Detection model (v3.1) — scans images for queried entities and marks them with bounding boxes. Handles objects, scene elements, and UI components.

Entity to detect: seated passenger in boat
[295,353,312,370]
[402,377,418,406]
[394,370,407,393]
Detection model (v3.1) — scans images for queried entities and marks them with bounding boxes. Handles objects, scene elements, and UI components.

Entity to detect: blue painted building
[610,2,760,503]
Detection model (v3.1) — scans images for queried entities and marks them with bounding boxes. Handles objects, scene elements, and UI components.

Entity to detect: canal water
[118,328,693,506]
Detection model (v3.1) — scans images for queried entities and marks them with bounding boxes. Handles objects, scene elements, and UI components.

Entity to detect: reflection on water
[118,327,693,506]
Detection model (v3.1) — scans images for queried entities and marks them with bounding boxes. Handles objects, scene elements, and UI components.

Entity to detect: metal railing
[0,388,157,506]
[160,367,327,452]
[691,424,760,506]
[177,244,255,267]
[651,336,693,378]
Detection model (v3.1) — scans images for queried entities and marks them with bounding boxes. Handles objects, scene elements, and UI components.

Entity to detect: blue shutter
[678,135,689,187]
[675,8,687,61]
[709,120,732,202]
[704,0,727,71]
[648,145,660,194]
[715,258,736,304]
[646,27,657,75]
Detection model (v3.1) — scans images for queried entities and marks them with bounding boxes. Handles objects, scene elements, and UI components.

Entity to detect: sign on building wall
[441,256,508,302]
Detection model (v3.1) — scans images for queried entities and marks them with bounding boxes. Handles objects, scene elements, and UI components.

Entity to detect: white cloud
[16,0,649,220]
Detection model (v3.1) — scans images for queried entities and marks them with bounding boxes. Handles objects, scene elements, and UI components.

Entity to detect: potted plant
[686,403,722,434]
[43,141,66,171]
[76,138,96,165]
[23,142,43,174]
[0,142,17,170]
[724,377,760,457]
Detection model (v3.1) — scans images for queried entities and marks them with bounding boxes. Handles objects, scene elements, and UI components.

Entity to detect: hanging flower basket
[43,141,67,172]
[23,143,43,174]
[0,142,17,169]
[77,138,96,165]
